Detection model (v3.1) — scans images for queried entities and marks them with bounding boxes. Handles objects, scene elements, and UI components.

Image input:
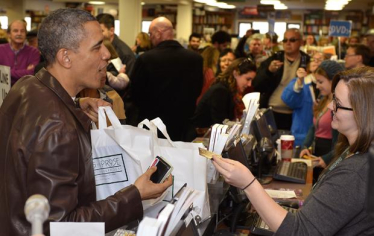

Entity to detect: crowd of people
[1,7,374,235]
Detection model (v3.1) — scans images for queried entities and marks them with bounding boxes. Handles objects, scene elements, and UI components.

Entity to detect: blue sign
[329,20,352,37]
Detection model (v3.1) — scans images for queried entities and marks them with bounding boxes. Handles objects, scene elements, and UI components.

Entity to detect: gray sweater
[275,152,374,235]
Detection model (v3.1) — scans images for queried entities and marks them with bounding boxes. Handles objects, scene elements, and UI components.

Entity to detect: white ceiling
[50,0,374,10]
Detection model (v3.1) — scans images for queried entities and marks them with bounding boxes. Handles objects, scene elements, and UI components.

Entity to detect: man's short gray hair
[38,8,97,65]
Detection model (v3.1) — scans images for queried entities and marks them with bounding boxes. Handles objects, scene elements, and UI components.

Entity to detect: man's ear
[56,49,71,68]
[110,27,115,36]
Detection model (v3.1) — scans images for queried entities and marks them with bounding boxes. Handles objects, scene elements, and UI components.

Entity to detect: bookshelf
[26,10,47,30]
[142,6,177,27]
[303,10,367,36]
[303,10,338,36]
[193,9,235,34]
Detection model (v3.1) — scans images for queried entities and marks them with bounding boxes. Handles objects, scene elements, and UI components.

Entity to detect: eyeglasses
[345,54,357,58]
[238,58,254,73]
[311,58,323,63]
[282,38,300,43]
[332,94,353,112]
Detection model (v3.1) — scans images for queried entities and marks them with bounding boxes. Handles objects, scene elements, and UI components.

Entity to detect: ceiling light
[194,0,236,9]
[88,1,105,5]
[274,3,288,9]
[260,0,280,5]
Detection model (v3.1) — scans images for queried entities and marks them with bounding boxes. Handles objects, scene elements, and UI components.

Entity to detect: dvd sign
[329,20,352,37]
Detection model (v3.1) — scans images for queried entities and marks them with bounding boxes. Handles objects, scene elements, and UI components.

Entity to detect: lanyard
[312,147,356,190]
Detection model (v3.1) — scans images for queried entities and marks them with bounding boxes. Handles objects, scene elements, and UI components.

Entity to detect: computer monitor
[222,134,256,169]
[261,107,279,144]
[250,113,272,143]
[249,114,276,184]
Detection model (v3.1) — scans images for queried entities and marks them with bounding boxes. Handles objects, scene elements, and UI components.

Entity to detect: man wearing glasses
[253,28,310,131]
[344,44,371,70]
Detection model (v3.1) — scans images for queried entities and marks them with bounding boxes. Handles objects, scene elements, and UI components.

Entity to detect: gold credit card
[302,154,318,160]
[199,148,220,160]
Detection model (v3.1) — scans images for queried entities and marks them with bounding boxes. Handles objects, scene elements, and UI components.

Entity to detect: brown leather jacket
[0,68,143,235]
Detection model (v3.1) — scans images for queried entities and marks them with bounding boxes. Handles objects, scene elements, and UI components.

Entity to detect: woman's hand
[316,157,327,168]
[296,68,307,86]
[299,148,311,158]
[212,156,254,189]
[119,65,126,74]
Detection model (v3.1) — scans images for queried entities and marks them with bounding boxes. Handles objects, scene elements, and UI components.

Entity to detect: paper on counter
[291,158,312,167]
[50,222,104,236]
[265,189,297,199]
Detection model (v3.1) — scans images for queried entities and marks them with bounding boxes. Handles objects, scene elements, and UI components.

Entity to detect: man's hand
[134,167,173,200]
[27,64,35,70]
[268,60,283,73]
[79,97,112,123]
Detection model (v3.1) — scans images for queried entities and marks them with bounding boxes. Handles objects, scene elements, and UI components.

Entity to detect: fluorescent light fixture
[0,16,8,29]
[274,3,288,9]
[193,0,236,9]
[114,20,120,35]
[260,0,280,5]
[88,1,105,5]
[325,0,351,10]
[24,17,31,31]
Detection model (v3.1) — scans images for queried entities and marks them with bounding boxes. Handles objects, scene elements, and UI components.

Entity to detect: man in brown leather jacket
[0,9,172,235]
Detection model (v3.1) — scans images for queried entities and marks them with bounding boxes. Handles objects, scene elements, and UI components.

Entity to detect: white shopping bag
[91,106,146,201]
[138,118,211,223]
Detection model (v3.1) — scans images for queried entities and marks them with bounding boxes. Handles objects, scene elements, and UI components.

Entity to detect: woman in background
[299,60,344,182]
[104,39,130,90]
[196,46,220,104]
[281,51,325,147]
[131,32,151,57]
[215,48,236,77]
[192,58,256,132]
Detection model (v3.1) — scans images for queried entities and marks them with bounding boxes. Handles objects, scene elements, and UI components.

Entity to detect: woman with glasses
[215,48,236,77]
[299,60,344,183]
[212,67,374,235]
[281,52,325,147]
[191,58,256,136]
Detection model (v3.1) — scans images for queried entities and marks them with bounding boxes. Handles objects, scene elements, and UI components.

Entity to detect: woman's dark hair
[215,58,256,93]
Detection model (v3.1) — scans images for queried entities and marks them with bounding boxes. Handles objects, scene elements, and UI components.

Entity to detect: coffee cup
[280,135,294,162]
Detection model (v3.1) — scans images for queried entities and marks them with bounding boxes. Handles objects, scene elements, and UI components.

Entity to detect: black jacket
[131,40,203,141]
[253,50,310,108]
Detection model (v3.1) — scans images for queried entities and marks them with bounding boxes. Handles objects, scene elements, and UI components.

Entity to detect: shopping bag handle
[138,118,176,147]
[98,106,122,129]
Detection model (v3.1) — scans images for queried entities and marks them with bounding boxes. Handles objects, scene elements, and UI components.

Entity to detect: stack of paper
[137,203,175,236]
[208,124,229,154]
[241,92,260,135]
